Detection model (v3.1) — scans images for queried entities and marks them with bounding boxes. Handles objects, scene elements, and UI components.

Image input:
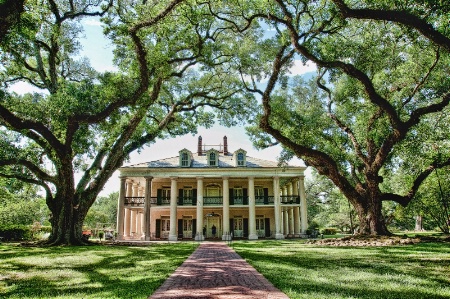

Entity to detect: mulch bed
[306,235,450,247]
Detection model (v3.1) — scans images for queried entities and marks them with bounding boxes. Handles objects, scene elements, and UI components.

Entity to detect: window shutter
[229,189,234,205]
[192,219,197,238]
[155,219,161,238]
[192,189,197,206]
[178,219,183,239]
[157,189,162,205]
[243,218,249,238]
[265,218,271,237]
[243,188,248,205]
[264,188,269,204]
[178,189,183,205]
[229,218,234,236]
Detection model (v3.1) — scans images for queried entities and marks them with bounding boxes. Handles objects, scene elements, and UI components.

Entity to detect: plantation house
[116,136,307,241]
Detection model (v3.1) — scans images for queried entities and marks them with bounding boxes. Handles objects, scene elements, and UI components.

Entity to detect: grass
[1,239,449,299]
[232,240,450,299]
[0,242,198,299]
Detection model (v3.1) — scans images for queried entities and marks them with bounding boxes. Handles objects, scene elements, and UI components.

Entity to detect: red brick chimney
[223,136,228,155]
[198,136,202,156]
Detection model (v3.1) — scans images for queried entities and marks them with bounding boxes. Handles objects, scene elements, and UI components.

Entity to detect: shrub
[40,226,52,233]
[0,224,32,241]
[321,227,337,235]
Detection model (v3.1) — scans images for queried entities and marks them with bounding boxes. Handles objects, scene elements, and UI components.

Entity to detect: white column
[273,176,284,239]
[136,187,144,237]
[299,176,308,234]
[169,177,178,241]
[130,210,137,236]
[248,176,258,240]
[222,177,230,240]
[123,209,130,237]
[288,183,293,201]
[289,208,294,235]
[130,183,138,236]
[294,206,300,236]
[143,176,153,241]
[283,209,289,236]
[195,177,204,241]
[124,180,133,236]
[117,177,126,240]
[124,209,131,237]
[126,181,133,197]
[282,186,288,203]
[293,179,301,236]
[136,212,142,235]
[132,183,139,197]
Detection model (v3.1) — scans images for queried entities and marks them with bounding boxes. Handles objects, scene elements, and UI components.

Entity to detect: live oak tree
[217,0,450,235]
[0,0,26,41]
[0,0,254,245]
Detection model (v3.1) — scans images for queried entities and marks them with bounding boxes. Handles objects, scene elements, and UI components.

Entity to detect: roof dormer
[233,149,247,167]
[179,149,192,167]
[206,148,219,167]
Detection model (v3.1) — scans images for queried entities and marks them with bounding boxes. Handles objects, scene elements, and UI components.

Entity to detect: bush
[40,226,52,233]
[0,224,32,241]
[321,228,338,235]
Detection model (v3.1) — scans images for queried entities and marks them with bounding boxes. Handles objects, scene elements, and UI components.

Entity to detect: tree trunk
[353,197,391,235]
[45,162,91,245]
[46,195,88,245]
[415,215,423,231]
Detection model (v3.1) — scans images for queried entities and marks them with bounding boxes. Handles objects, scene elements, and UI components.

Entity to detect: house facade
[116,136,308,241]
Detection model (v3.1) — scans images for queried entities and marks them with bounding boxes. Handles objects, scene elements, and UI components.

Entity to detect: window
[206,149,219,166]
[162,188,170,199]
[209,152,216,166]
[233,187,243,204]
[233,149,247,167]
[237,152,244,166]
[183,188,193,198]
[181,152,189,166]
[179,149,191,167]
[255,186,264,203]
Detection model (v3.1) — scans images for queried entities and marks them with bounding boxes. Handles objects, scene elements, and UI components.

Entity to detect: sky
[9,17,316,197]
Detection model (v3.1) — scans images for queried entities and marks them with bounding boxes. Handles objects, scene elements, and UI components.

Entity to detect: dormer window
[179,149,192,167]
[237,152,244,166]
[234,149,247,167]
[206,149,219,167]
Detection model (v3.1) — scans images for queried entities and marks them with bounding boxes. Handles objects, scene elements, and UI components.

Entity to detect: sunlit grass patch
[232,240,450,299]
[0,242,197,299]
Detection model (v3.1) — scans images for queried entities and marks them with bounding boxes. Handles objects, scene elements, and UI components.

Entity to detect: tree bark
[353,197,390,235]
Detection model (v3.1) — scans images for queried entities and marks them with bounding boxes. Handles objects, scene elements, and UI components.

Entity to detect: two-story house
[116,136,307,241]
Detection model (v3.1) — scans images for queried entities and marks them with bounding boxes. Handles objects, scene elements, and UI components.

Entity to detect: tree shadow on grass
[0,243,197,298]
[233,241,450,299]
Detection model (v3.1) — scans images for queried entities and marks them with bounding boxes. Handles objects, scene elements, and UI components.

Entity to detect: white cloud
[289,60,317,76]
[8,81,46,95]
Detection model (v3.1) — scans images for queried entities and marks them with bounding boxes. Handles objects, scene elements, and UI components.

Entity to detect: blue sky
[10,17,316,196]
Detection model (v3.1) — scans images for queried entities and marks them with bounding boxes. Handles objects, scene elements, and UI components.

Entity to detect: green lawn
[232,240,450,299]
[0,242,197,299]
[1,240,449,299]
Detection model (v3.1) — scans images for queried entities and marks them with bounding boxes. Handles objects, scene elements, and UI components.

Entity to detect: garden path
[149,242,289,299]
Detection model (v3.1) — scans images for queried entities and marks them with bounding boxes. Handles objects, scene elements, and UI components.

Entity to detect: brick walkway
[149,242,289,299]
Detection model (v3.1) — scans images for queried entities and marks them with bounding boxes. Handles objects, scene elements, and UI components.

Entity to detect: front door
[256,217,265,237]
[183,218,193,238]
[205,216,220,238]
[233,217,243,238]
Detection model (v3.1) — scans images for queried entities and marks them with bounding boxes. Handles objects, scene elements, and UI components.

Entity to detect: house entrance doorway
[205,215,220,238]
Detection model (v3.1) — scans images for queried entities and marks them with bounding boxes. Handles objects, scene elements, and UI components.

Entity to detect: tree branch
[331,0,450,53]
[382,158,450,206]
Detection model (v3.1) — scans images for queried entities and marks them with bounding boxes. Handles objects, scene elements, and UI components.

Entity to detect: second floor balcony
[124,195,299,207]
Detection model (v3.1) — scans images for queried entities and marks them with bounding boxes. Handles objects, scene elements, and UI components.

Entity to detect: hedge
[0,224,32,241]
[321,228,338,235]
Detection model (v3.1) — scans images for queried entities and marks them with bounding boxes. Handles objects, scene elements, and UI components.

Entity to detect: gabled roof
[122,153,281,169]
